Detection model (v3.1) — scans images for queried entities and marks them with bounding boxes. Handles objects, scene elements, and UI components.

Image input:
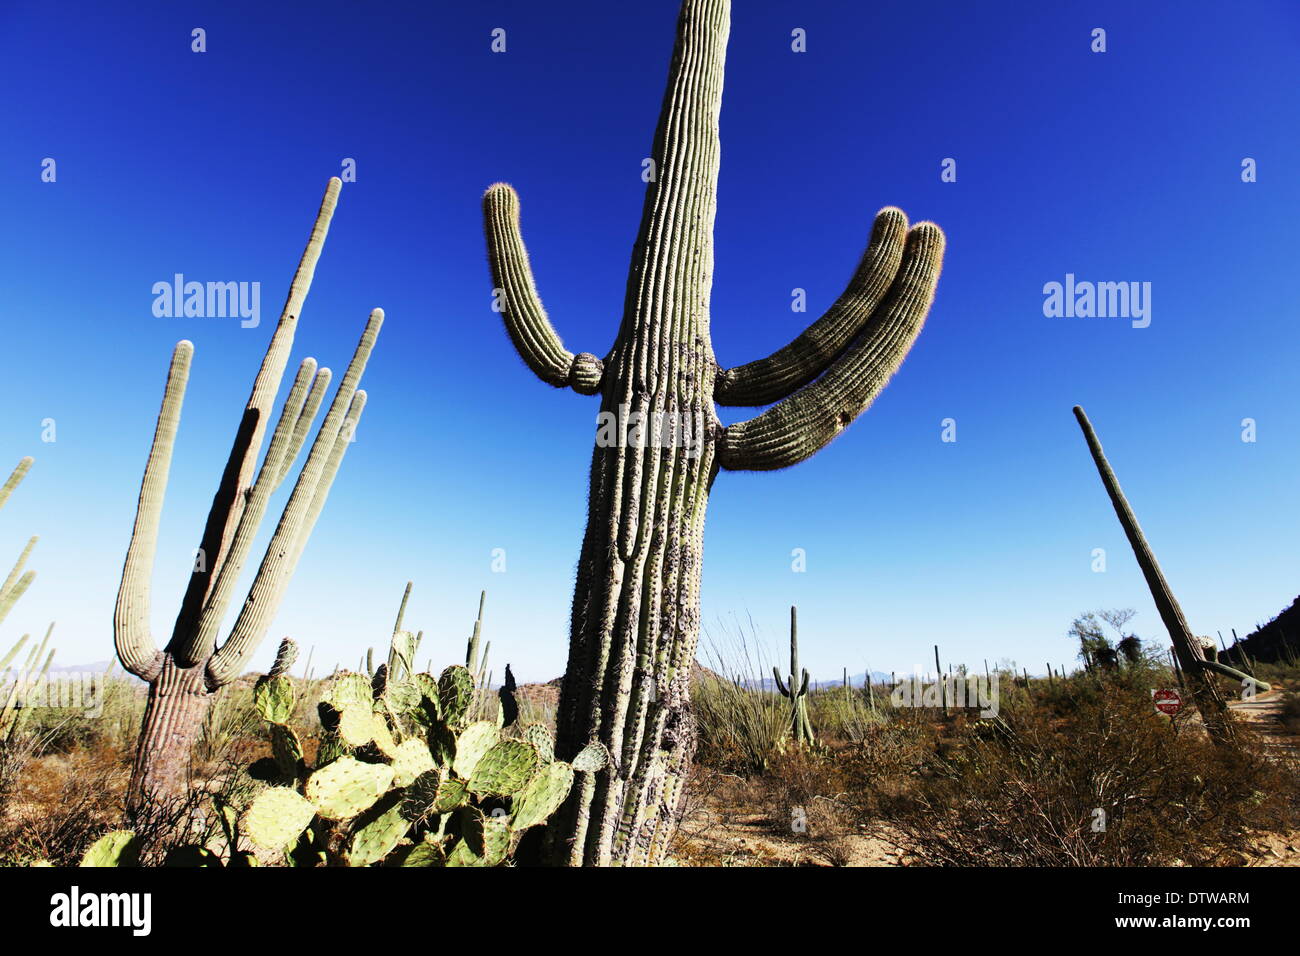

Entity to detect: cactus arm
[717,224,944,472]
[466,591,485,671]
[274,360,334,492]
[482,184,604,395]
[0,535,37,599]
[180,359,326,664]
[210,387,368,685]
[208,311,380,686]
[1197,657,1270,692]
[0,457,33,511]
[714,208,909,406]
[114,340,192,681]
[393,581,412,636]
[798,668,810,697]
[169,178,341,647]
[772,666,789,697]
[0,634,29,673]
[0,571,34,628]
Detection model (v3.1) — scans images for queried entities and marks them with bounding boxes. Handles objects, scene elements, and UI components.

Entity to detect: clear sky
[1,0,1297,683]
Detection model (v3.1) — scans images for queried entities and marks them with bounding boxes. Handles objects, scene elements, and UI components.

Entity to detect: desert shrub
[693,622,786,775]
[759,746,860,866]
[869,673,1299,866]
[806,685,888,744]
[0,744,129,865]
[692,672,785,776]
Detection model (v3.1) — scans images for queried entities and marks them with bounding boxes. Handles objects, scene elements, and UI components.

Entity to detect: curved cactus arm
[714,208,909,406]
[482,183,604,396]
[181,359,326,664]
[209,312,379,686]
[797,668,810,698]
[717,223,944,472]
[170,178,342,647]
[772,666,790,698]
[0,457,33,511]
[114,340,193,681]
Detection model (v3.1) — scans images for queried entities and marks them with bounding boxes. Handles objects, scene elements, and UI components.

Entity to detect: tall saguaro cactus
[773,606,813,746]
[1072,406,1235,745]
[482,0,944,865]
[115,178,384,812]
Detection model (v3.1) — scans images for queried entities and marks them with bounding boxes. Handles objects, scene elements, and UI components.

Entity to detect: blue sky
[1,0,1297,683]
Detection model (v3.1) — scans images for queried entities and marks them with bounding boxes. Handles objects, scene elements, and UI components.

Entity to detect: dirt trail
[1229,689,1299,758]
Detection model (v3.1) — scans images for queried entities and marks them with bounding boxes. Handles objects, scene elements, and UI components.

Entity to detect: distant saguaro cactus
[0,458,37,628]
[773,607,813,746]
[483,0,943,864]
[115,179,383,813]
[1072,406,1235,744]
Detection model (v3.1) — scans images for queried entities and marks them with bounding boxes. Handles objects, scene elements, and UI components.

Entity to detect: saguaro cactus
[1072,406,1235,744]
[773,607,813,746]
[0,458,37,628]
[115,179,384,812]
[482,0,943,865]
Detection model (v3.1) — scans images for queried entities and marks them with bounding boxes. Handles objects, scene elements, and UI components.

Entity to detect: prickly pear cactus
[196,631,584,867]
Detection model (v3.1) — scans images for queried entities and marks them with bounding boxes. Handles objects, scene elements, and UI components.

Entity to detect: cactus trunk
[484,0,943,866]
[127,658,213,809]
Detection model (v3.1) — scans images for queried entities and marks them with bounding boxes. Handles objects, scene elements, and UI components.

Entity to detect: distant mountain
[724,671,893,692]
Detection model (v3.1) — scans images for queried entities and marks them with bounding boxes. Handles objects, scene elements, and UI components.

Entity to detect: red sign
[1153,688,1182,716]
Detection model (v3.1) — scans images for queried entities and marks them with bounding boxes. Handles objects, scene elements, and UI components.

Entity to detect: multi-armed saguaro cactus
[482,0,943,865]
[1072,407,1241,745]
[0,458,37,628]
[773,607,813,746]
[115,178,383,813]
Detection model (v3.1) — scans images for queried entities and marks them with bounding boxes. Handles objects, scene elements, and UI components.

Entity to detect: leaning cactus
[773,607,813,746]
[114,178,384,814]
[1072,406,1236,745]
[482,0,942,864]
[0,457,37,629]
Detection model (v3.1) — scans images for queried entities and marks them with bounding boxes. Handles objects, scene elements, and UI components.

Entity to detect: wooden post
[1047,663,1055,691]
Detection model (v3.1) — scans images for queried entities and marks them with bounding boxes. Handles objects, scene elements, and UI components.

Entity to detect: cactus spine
[773,606,813,746]
[115,179,384,813]
[1072,406,1235,745]
[482,0,943,865]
